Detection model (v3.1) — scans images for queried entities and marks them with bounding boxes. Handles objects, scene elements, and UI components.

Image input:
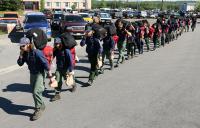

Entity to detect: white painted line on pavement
[0,64,26,76]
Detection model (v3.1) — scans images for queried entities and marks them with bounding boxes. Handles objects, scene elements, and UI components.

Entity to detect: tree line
[0,0,22,11]
[92,0,200,11]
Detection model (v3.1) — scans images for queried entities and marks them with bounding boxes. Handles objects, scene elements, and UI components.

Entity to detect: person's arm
[65,49,73,73]
[35,50,52,77]
[17,50,25,66]
[110,37,115,51]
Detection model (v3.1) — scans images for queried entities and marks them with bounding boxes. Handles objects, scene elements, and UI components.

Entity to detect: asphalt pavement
[0,23,200,128]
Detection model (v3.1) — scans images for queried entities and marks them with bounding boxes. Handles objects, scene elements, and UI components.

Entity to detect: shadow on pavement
[78,59,89,64]
[0,97,34,117]
[75,76,88,87]
[8,27,24,43]
[2,83,31,93]
[75,65,90,73]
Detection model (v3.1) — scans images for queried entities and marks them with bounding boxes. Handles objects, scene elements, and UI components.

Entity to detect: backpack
[104,24,117,36]
[42,45,53,66]
[26,28,48,50]
[60,32,77,49]
[112,35,119,46]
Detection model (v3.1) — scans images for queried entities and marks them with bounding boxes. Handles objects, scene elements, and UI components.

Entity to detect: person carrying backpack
[126,24,136,59]
[153,23,160,50]
[191,15,197,32]
[50,37,76,102]
[80,30,101,86]
[17,37,53,121]
[101,30,115,70]
[144,23,150,52]
[115,20,129,68]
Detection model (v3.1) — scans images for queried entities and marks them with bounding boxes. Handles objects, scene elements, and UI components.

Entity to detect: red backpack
[112,35,119,46]
[42,45,53,67]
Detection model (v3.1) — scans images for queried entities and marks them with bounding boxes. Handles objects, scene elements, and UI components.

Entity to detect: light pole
[161,0,164,11]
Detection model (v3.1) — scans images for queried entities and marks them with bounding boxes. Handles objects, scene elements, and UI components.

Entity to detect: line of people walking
[17,14,197,121]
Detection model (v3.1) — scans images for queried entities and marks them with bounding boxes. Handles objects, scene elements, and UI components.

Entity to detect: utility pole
[161,0,164,11]
[85,0,88,9]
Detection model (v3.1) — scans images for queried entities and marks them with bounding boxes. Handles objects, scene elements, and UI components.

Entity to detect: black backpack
[26,28,48,50]
[104,23,117,36]
[60,32,77,49]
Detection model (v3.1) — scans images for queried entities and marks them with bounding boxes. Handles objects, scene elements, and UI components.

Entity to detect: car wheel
[48,38,51,42]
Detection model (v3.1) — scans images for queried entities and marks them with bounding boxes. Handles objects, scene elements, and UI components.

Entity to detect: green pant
[102,50,113,67]
[55,70,67,93]
[88,55,98,81]
[153,37,159,49]
[117,41,126,64]
[144,37,150,50]
[30,72,45,109]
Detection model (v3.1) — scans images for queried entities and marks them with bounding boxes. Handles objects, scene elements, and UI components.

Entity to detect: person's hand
[68,71,74,76]
[49,76,56,83]
[19,49,24,58]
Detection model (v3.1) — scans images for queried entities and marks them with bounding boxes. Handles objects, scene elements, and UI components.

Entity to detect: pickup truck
[23,12,52,41]
[0,12,22,30]
[59,14,87,37]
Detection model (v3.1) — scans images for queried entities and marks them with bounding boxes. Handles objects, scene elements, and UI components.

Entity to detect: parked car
[43,9,53,19]
[51,13,63,30]
[23,12,52,41]
[150,13,158,18]
[59,14,87,37]
[53,9,63,14]
[138,11,147,18]
[99,13,112,24]
[0,12,22,30]
[110,9,123,19]
[123,11,134,19]
[79,13,93,23]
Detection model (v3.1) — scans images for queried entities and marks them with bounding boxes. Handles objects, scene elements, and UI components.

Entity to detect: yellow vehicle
[79,13,93,23]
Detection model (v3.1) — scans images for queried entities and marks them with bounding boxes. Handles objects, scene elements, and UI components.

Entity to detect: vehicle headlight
[66,26,73,30]
[24,28,30,33]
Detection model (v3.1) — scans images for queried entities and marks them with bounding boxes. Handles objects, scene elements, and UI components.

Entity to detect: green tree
[100,0,107,8]
[0,0,22,11]
[71,4,76,10]
[40,0,45,11]
[195,1,200,12]
[92,0,98,9]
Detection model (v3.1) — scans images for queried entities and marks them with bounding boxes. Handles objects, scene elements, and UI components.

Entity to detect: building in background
[23,0,40,10]
[23,0,91,10]
[180,2,196,12]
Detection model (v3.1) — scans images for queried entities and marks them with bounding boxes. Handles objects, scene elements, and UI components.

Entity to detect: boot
[87,80,93,86]
[30,105,45,121]
[70,84,77,93]
[50,93,61,102]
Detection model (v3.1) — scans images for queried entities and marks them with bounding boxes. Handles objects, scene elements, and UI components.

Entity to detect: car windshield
[26,15,47,23]
[65,15,84,22]
[100,14,110,18]
[0,20,17,23]
[4,14,18,18]
[80,14,89,18]
[54,14,62,19]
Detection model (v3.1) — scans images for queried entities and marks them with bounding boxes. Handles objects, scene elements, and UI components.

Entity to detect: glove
[49,76,56,83]
[99,48,103,54]
[80,38,86,47]
[68,71,74,76]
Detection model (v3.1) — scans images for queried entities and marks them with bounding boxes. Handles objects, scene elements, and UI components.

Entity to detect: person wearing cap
[50,37,76,102]
[101,30,115,70]
[80,30,101,86]
[126,24,136,59]
[17,37,53,121]
[115,20,128,68]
